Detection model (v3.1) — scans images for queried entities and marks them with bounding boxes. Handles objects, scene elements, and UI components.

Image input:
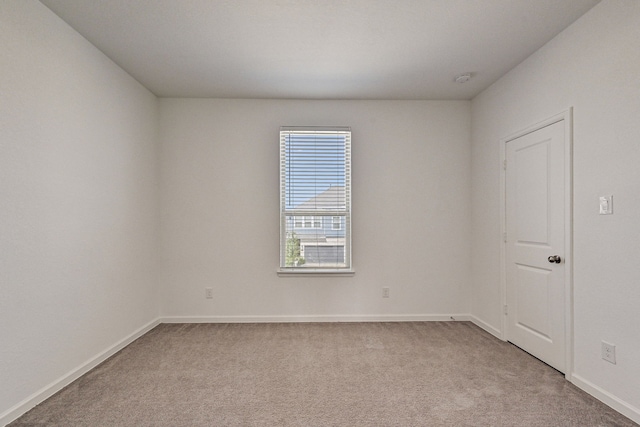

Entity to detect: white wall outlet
[601,341,616,364]
[382,287,390,298]
[205,287,213,299]
[599,195,613,215]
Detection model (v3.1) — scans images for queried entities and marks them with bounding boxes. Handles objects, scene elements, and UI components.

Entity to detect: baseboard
[0,317,161,427]
[571,374,640,425]
[469,315,503,340]
[161,313,472,323]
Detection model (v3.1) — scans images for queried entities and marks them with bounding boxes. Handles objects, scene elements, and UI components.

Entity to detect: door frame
[499,108,573,379]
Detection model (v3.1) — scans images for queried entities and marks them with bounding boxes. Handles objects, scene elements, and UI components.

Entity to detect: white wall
[470,0,640,420]
[0,1,159,421]
[159,99,471,320]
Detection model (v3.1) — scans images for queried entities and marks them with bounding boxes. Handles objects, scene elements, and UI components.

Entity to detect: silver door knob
[548,255,561,264]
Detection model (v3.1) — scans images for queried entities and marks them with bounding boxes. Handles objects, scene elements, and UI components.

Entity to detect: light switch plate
[599,195,613,215]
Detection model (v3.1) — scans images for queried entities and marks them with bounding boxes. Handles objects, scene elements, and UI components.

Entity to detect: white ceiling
[40,0,600,100]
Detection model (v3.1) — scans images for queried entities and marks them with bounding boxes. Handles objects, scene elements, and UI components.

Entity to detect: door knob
[548,255,561,264]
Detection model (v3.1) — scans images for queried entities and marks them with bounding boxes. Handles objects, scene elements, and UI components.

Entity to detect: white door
[506,120,566,373]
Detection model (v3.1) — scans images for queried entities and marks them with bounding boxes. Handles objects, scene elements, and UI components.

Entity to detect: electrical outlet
[601,341,616,364]
[382,287,390,298]
[205,288,213,299]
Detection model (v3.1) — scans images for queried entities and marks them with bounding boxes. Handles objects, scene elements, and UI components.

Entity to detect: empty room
[1,0,639,425]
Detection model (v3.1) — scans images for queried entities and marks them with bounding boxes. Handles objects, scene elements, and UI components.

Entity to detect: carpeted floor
[9,322,638,426]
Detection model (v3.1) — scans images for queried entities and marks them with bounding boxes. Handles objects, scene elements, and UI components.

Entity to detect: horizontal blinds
[280,127,351,213]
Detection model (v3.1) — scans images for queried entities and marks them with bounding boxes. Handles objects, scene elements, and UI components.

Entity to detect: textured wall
[0,0,159,419]
[159,99,471,320]
[470,0,640,419]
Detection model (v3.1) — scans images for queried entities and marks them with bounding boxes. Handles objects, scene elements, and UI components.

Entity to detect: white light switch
[599,195,613,215]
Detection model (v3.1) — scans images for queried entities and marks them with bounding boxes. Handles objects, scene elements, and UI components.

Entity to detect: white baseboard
[469,315,504,340]
[0,318,161,427]
[161,313,472,323]
[571,374,640,425]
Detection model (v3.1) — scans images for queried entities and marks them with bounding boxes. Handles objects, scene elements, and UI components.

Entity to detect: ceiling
[40,0,600,100]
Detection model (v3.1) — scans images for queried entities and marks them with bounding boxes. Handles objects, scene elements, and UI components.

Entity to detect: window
[332,216,342,230]
[280,127,351,272]
[292,216,322,229]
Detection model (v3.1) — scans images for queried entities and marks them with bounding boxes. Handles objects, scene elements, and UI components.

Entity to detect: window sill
[277,269,355,277]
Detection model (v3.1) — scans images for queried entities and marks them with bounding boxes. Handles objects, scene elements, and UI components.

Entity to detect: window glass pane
[284,215,346,268]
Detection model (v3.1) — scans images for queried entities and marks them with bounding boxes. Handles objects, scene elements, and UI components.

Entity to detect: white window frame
[279,126,353,275]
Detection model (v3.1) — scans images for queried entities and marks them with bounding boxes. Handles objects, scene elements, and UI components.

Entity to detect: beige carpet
[10,322,638,426]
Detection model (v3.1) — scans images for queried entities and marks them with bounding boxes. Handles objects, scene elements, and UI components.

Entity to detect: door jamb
[499,108,573,379]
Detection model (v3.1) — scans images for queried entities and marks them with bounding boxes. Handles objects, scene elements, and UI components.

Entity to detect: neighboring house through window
[279,127,352,271]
